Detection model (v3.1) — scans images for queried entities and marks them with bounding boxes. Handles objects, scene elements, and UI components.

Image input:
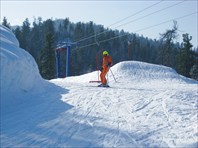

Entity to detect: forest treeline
[2,17,198,80]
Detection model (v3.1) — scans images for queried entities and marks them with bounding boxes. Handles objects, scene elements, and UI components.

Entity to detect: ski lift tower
[55,39,77,78]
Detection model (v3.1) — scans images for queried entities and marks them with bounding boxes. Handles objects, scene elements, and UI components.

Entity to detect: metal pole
[55,50,61,78]
[66,46,70,77]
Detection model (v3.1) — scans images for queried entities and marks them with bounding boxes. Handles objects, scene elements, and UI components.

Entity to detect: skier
[99,51,113,87]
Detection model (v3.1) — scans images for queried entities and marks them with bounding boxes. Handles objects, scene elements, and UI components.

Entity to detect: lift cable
[74,0,164,44]
[75,11,197,50]
[74,0,186,45]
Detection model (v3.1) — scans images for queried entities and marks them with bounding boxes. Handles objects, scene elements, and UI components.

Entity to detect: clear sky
[1,0,198,47]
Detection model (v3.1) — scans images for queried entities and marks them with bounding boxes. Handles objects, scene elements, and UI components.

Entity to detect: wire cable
[108,0,165,28]
[75,11,197,50]
[74,0,186,45]
[74,0,164,44]
[113,0,186,29]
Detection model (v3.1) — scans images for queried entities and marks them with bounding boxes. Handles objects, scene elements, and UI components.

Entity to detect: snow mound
[58,61,197,84]
[0,25,44,100]
[111,61,196,83]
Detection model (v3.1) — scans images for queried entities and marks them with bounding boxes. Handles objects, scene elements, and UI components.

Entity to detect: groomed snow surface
[1,25,198,147]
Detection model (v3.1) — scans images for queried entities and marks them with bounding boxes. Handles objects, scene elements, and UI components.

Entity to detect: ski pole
[109,68,117,82]
[107,72,109,83]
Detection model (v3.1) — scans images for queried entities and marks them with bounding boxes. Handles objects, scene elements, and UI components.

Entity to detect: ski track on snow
[2,70,198,147]
[50,79,197,147]
[2,80,197,147]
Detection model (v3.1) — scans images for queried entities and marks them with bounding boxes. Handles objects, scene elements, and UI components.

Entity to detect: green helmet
[103,51,108,55]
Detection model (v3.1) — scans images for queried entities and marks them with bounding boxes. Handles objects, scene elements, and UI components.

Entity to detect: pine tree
[176,33,194,77]
[39,33,56,80]
[20,18,31,50]
[2,17,11,29]
[14,27,22,44]
[29,17,43,61]
[159,21,178,68]
[190,63,198,80]
[63,18,70,38]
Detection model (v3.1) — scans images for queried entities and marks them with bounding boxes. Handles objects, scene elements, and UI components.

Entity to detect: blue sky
[1,0,197,47]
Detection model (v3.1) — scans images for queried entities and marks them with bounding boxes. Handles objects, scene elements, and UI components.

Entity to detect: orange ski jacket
[102,55,113,69]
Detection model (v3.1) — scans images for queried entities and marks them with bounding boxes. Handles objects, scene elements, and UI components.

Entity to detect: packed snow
[1,25,198,147]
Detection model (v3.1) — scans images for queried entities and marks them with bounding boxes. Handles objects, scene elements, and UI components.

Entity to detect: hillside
[1,25,198,147]
[12,18,198,79]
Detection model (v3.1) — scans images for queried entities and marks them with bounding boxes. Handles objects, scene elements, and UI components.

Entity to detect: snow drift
[0,25,44,96]
[1,25,72,147]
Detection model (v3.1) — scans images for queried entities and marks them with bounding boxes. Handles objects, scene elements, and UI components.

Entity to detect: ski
[89,80,101,83]
[98,84,110,87]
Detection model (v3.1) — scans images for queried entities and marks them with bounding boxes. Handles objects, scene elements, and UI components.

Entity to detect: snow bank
[1,26,73,148]
[0,25,44,103]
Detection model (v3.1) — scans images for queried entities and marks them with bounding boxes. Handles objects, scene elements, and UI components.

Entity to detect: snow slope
[51,61,198,147]
[1,25,198,147]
